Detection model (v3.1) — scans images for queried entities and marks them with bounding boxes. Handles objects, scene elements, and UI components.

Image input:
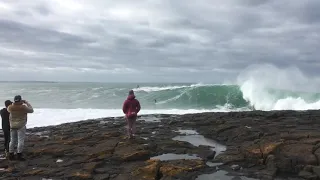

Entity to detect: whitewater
[1,64,320,128]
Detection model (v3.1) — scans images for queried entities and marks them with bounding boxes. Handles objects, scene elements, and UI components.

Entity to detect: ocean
[0,81,319,128]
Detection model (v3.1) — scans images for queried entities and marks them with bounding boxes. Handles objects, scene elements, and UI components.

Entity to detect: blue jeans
[9,126,26,153]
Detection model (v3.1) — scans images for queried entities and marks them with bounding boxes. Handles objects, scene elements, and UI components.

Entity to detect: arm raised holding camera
[22,100,34,113]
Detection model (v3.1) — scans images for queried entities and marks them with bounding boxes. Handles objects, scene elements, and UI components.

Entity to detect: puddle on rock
[33,131,50,138]
[140,115,162,122]
[99,121,108,124]
[174,129,199,135]
[34,131,50,136]
[206,162,223,167]
[196,170,257,180]
[151,153,201,161]
[0,154,6,160]
[56,159,63,163]
[172,134,226,156]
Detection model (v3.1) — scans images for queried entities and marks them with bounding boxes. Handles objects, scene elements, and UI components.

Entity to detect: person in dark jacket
[0,100,12,156]
[122,90,141,139]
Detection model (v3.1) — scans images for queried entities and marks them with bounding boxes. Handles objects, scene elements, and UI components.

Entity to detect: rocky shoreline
[1,110,320,179]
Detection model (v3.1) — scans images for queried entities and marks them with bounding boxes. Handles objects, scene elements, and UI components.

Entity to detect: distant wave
[1,81,320,111]
[132,83,209,92]
[2,64,320,129]
[1,63,320,112]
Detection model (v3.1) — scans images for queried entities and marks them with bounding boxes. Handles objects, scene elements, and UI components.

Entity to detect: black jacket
[0,108,10,131]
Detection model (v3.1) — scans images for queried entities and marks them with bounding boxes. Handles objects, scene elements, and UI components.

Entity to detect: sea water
[0,75,318,128]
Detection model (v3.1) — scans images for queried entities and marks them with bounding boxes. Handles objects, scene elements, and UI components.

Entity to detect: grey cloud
[238,0,271,6]
[298,1,320,24]
[0,20,94,52]
[145,34,191,48]
[0,0,319,83]
[33,4,51,16]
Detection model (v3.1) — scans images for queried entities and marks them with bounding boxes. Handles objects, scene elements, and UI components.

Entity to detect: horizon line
[0,80,205,84]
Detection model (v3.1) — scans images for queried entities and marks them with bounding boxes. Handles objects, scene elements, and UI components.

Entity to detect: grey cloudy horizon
[0,0,319,83]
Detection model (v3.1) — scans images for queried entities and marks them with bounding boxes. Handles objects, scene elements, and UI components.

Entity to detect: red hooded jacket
[122,95,141,118]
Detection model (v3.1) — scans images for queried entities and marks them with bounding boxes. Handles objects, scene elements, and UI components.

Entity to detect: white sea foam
[25,107,245,128]
[132,83,223,92]
[133,85,188,92]
[237,63,320,111]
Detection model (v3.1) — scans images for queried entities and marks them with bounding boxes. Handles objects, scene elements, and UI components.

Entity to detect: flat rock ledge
[0,110,320,180]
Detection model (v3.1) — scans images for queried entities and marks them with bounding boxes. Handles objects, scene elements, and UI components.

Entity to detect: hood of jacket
[127,95,136,100]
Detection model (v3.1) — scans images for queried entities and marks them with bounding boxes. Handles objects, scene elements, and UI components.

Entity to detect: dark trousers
[126,117,137,137]
[3,129,10,152]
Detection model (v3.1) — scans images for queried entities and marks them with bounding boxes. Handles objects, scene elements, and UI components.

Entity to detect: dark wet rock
[298,170,318,180]
[312,166,320,178]
[313,147,320,163]
[254,169,277,180]
[0,117,214,179]
[191,146,216,160]
[160,159,205,177]
[132,159,160,180]
[275,143,317,173]
[1,110,320,179]
[132,158,206,179]
[94,174,110,180]
[181,110,320,179]
[215,149,245,164]
[266,154,277,171]
[303,165,313,173]
[113,140,151,162]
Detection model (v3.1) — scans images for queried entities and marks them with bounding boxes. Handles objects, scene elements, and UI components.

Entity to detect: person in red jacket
[122,90,141,139]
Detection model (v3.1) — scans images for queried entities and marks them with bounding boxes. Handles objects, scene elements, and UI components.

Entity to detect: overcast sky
[0,0,319,83]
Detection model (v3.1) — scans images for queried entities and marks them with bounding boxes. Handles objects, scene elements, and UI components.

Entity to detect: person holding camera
[7,95,34,161]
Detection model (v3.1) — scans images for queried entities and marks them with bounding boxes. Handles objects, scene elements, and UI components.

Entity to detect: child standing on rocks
[122,90,141,139]
[7,95,34,161]
[0,100,12,157]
